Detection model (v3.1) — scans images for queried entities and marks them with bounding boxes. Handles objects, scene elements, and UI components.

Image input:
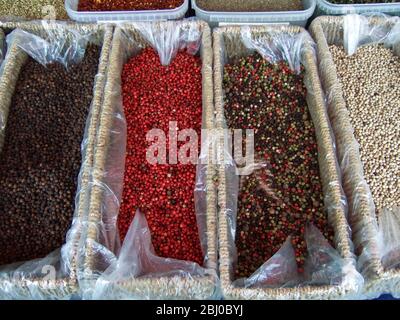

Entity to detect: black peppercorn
[0,45,101,266]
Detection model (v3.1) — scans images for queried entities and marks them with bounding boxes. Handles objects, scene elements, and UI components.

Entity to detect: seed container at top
[192,0,316,27]
[65,0,189,22]
[316,0,400,16]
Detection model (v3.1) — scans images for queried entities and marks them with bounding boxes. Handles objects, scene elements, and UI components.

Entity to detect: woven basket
[310,15,400,297]
[0,22,113,299]
[214,25,357,300]
[82,20,218,299]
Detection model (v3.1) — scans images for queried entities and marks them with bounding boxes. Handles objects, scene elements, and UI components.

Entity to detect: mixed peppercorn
[118,47,204,265]
[0,45,100,266]
[223,53,335,278]
[78,0,184,11]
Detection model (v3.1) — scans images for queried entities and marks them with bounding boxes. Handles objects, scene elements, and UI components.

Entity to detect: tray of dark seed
[0,45,100,265]
[0,23,113,299]
[214,25,359,299]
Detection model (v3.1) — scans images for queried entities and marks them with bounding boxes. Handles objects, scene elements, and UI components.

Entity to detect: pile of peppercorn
[118,47,204,266]
[0,45,100,266]
[223,52,335,278]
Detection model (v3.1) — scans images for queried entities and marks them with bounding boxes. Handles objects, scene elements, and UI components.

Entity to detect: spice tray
[65,0,189,22]
[316,0,400,16]
[192,0,316,27]
[82,20,219,299]
[0,21,113,299]
[214,24,359,300]
[310,15,400,298]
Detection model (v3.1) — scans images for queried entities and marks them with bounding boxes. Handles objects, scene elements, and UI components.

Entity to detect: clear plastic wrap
[78,20,219,300]
[240,25,314,73]
[0,21,113,299]
[0,29,4,70]
[213,25,363,300]
[92,210,215,299]
[343,13,400,55]
[310,14,400,299]
[4,27,89,69]
[379,209,400,271]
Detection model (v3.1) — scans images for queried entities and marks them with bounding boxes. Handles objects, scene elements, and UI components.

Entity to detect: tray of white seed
[310,15,400,299]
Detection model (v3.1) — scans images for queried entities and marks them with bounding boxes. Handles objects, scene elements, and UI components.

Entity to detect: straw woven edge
[309,15,400,297]
[214,25,356,300]
[82,20,218,300]
[0,22,114,299]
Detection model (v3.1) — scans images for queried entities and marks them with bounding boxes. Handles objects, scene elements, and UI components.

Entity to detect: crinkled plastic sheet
[310,13,400,299]
[0,20,112,299]
[214,25,363,300]
[0,29,4,70]
[79,20,219,300]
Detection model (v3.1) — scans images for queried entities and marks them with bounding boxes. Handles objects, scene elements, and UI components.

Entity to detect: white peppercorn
[330,44,400,214]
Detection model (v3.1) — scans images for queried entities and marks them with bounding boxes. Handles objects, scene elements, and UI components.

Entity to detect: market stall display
[0,3,399,301]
